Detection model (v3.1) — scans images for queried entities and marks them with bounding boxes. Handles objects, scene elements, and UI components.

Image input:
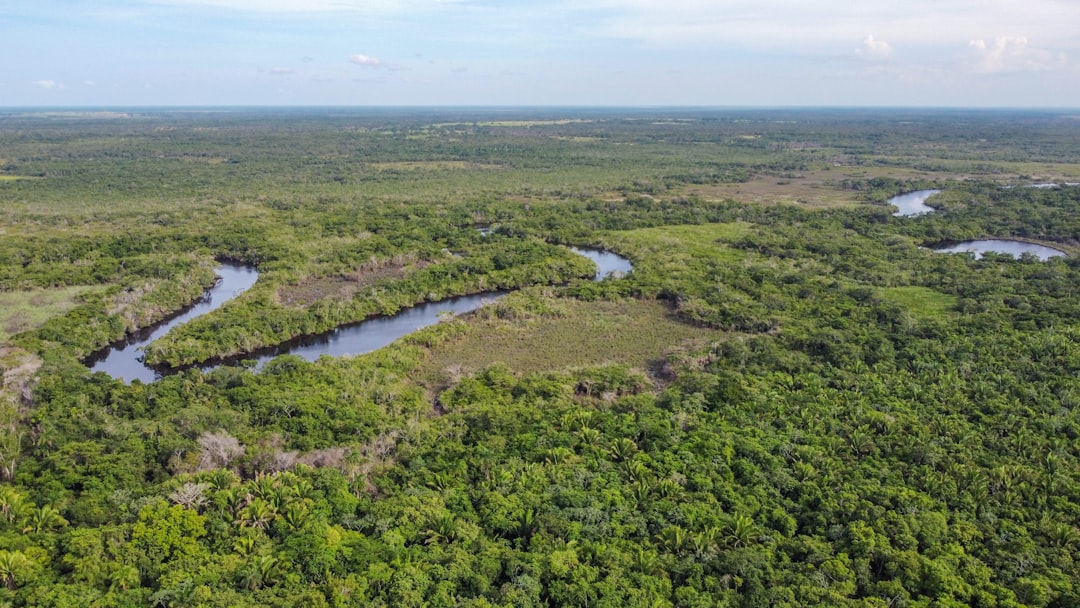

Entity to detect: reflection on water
[89,248,636,381]
[931,239,1066,260]
[240,247,634,369]
[240,291,507,369]
[85,263,259,383]
[889,189,941,217]
[571,247,634,280]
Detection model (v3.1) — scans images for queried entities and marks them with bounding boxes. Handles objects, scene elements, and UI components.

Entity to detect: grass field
[0,286,105,343]
[682,170,863,208]
[878,286,959,321]
[612,222,753,262]
[415,298,724,389]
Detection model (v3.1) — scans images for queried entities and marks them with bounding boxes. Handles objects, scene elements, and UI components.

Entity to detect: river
[87,247,632,382]
[85,263,259,383]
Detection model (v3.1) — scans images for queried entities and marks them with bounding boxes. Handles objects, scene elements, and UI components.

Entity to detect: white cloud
[349,54,407,71]
[31,80,63,89]
[968,36,1067,74]
[269,67,295,75]
[854,35,892,60]
[350,54,383,67]
[83,80,97,86]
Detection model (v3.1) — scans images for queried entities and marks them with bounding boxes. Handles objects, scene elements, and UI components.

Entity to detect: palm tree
[633,548,660,575]
[233,534,258,557]
[517,508,538,541]
[236,498,276,530]
[609,438,638,462]
[655,526,687,554]
[280,503,310,531]
[109,564,141,593]
[545,447,576,466]
[252,555,282,589]
[424,513,457,545]
[576,427,601,452]
[23,505,67,534]
[691,527,721,558]
[0,550,33,590]
[725,515,758,548]
[0,487,31,528]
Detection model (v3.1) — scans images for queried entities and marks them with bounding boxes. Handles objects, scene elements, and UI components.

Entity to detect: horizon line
[2,104,1080,111]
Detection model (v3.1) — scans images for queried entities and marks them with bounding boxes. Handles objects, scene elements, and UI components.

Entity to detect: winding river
[87,247,632,383]
[86,264,259,383]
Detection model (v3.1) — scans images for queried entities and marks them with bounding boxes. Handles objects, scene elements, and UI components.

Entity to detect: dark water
[889,190,941,216]
[241,247,632,369]
[241,291,508,369]
[931,239,1066,260]
[86,263,259,383]
[88,248,633,381]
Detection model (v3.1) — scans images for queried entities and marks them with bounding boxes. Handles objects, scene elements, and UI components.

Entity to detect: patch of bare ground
[0,347,42,408]
[278,255,429,307]
[680,167,958,208]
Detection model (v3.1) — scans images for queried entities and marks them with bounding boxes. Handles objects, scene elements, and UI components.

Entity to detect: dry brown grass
[278,256,428,307]
[681,170,863,208]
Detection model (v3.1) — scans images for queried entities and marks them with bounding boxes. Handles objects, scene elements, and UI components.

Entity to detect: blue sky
[3,0,1079,107]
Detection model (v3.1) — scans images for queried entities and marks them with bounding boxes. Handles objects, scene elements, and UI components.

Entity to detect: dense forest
[1,108,1079,607]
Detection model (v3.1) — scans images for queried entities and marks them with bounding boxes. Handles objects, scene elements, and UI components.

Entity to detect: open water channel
[86,248,632,383]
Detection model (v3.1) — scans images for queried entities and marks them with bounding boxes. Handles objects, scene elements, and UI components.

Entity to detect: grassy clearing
[613,222,752,262]
[0,176,33,182]
[866,157,1080,181]
[278,257,429,307]
[682,170,863,208]
[0,286,106,343]
[415,298,724,388]
[606,223,755,297]
[878,286,958,321]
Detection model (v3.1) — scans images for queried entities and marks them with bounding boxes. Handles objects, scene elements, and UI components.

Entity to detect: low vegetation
[418,294,726,388]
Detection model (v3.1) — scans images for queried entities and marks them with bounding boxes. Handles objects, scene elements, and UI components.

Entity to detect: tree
[0,550,35,590]
[109,564,141,593]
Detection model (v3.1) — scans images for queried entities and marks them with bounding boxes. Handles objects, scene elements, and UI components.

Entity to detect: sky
[2,0,1079,107]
